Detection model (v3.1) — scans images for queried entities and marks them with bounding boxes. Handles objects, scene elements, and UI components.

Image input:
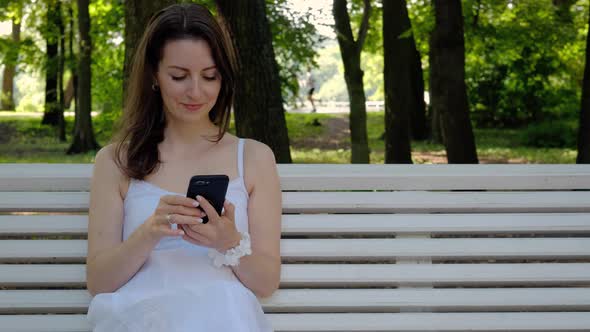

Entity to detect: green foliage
[267,0,324,106]
[89,0,124,114]
[463,0,587,127]
[520,119,578,148]
[405,0,588,128]
[315,44,347,101]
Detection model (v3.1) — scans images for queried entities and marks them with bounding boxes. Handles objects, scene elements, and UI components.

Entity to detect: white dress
[87,139,273,331]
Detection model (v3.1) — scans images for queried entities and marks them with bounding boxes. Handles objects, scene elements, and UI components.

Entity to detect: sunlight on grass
[0,111,579,164]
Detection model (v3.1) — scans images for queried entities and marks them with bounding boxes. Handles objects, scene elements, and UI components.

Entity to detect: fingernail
[192,201,199,207]
[196,195,202,201]
[196,218,203,223]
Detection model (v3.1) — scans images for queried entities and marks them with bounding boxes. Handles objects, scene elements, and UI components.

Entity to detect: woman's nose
[187,78,202,99]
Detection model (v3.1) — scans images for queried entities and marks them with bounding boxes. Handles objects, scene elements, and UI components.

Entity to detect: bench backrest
[1,164,590,331]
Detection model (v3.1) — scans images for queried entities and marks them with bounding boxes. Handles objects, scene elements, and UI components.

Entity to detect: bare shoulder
[94,143,123,173]
[242,139,278,192]
[243,139,277,165]
[92,143,128,197]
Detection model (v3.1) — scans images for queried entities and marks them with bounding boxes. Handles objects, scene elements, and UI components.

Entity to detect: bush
[520,120,577,148]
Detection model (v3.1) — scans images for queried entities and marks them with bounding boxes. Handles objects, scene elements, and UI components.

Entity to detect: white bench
[1,163,590,331]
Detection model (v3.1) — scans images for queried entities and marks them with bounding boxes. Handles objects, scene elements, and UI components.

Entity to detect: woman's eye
[171,75,186,81]
[203,76,217,81]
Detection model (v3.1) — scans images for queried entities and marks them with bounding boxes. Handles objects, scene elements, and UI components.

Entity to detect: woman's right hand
[141,195,205,240]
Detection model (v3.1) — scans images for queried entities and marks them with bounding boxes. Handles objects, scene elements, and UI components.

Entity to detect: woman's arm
[86,145,161,296]
[230,140,282,298]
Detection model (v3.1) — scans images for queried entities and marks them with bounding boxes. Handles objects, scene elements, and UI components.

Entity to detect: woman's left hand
[181,196,241,252]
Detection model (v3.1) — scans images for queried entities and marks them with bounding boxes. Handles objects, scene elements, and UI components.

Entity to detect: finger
[183,226,210,246]
[156,205,202,218]
[163,225,185,237]
[168,214,204,226]
[196,195,220,221]
[223,200,235,222]
[161,195,200,208]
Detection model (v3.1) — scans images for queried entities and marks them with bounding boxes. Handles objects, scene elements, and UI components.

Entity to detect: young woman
[86,4,281,331]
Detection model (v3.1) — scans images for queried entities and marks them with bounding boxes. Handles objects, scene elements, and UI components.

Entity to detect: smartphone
[186,175,229,224]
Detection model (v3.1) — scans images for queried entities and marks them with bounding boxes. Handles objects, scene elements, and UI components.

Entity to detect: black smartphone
[186,175,229,224]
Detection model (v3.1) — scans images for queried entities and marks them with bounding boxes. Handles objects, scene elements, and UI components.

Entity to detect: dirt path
[295,116,523,164]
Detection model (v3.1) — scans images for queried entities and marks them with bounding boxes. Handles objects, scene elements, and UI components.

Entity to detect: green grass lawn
[0,111,578,163]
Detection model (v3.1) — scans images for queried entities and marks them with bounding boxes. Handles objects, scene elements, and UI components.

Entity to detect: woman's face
[156,38,222,124]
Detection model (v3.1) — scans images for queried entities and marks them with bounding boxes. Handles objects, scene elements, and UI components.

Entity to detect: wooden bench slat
[2,263,590,288]
[3,213,590,236]
[2,312,590,332]
[0,215,88,236]
[2,164,590,191]
[282,213,590,235]
[0,193,88,212]
[264,288,590,312]
[280,263,590,287]
[1,238,589,263]
[282,191,590,213]
[1,288,590,314]
[270,312,590,331]
[3,191,590,213]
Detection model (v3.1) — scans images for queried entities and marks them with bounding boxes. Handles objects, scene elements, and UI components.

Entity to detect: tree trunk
[577,8,590,163]
[472,0,481,29]
[429,35,443,145]
[68,1,78,127]
[383,0,412,163]
[430,103,443,144]
[333,0,371,163]
[1,14,21,111]
[410,47,428,140]
[216,0,292,163]
[42,0,63,127]
[57,1,66,142]
[430,0,478,164]
[123,0,176,102]
[68,0,99,154]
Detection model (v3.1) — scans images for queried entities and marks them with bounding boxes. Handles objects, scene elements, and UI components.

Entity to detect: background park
[0,0,589,165]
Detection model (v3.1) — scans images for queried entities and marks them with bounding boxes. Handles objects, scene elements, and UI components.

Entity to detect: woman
[86,4,281,331]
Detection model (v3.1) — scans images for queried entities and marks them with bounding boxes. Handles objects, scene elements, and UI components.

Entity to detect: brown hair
[114,3,237,179]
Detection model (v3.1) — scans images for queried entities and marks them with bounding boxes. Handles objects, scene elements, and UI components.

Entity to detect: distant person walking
[306,71,317,113]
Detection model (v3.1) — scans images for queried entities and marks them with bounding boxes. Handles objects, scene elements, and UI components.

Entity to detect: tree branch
[357,0,371,51]
[333,0,355,51]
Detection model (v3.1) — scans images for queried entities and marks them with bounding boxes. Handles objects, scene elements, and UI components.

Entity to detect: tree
[57,0,66,141]
[333,0,371,163]
[266,0,323,107]
[66,0,76,113]
[1,5,21,111]
[67,0,99,154]
[216,0,292,163]
[41,0,65,134]
[383,0,427,164]
[577,5,590,164]
[123,0,175,100]
[430,0,478,163]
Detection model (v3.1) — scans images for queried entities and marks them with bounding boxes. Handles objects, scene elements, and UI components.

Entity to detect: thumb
[223,200,236,223]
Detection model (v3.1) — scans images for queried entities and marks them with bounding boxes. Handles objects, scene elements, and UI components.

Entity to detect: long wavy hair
[114,3,237,180]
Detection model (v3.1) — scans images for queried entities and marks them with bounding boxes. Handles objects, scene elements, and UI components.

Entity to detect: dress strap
[237,138,245,178]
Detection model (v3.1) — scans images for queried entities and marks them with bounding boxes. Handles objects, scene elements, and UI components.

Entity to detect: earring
[151,83,159,92]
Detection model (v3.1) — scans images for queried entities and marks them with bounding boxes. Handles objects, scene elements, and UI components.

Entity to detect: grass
[0,111,578,163]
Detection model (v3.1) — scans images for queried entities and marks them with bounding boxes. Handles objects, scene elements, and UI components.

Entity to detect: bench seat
[1,164,589,331]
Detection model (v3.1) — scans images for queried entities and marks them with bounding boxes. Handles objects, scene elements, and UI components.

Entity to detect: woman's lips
[181,103,205,111]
